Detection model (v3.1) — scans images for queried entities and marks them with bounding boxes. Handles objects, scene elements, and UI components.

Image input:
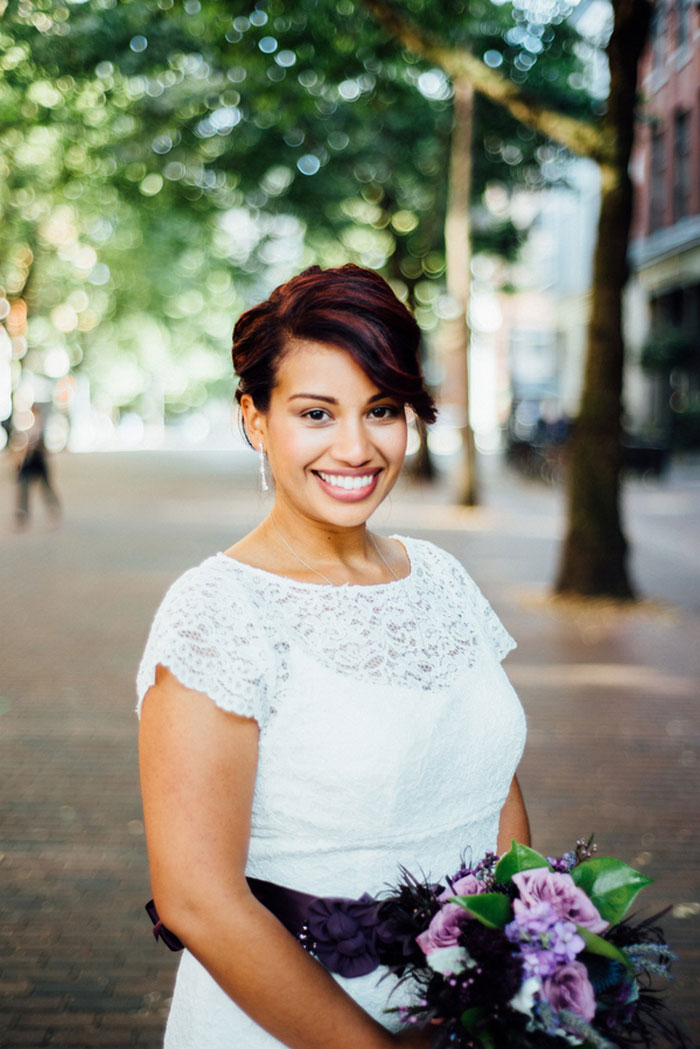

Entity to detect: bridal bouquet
[381,840,688,1049]
[144,836,688,1047]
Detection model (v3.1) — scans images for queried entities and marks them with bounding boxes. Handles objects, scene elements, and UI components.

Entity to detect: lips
[312,469,381,502]
[317,471,377,491]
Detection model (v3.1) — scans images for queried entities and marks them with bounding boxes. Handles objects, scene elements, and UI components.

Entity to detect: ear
[240,393,267,450]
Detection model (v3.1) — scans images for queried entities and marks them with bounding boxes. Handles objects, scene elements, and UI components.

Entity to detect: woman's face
[246,339,408,529]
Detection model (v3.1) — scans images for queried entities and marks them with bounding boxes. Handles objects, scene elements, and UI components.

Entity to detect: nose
[331,417,373,465]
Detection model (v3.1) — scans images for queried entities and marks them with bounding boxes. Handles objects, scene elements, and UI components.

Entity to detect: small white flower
[426,946,474,976]
[509,977,542,1017]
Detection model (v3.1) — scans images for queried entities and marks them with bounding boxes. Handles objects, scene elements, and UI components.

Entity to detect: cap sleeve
[465,577,517,662]
[413,538,516,663]
[136,559,274,728]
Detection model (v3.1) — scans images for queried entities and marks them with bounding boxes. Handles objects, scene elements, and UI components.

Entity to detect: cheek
[268,419,326,463]
[384,421,408,461]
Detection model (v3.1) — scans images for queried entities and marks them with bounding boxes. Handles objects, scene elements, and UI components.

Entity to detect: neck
[267,505,373,566]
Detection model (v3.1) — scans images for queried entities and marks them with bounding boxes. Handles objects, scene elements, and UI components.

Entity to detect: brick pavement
[1,449,698,1046]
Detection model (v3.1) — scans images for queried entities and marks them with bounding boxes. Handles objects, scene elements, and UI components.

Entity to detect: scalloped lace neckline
[215,534,413,591]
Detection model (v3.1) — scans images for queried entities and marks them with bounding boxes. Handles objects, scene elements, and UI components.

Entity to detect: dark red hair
[232,264,436,439]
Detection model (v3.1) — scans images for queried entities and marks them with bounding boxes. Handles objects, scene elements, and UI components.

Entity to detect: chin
[317,502,377,528]
[315,490,386,526]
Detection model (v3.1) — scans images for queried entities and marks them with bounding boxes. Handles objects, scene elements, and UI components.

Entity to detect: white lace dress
[137,535,526,1049]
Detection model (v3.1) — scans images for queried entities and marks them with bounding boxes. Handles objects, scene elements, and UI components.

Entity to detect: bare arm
[139,667,431,1049]
[496,774,530,854]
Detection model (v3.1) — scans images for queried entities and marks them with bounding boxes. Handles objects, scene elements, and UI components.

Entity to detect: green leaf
[571,857,653,924]
[477,1028,496,1049]
[460,1008,495,1048]
[494,841,551,884]
[460,1006,486,1032]
[578,926,634,972]
[452,892,512,929]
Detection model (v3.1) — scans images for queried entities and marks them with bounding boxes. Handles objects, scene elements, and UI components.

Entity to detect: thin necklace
[269,517,400,587]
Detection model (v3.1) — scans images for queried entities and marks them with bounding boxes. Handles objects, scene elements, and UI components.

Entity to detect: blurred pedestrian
[14,405,61,530]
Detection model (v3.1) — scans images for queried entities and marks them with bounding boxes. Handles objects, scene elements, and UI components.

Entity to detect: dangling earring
[258,444,269,492]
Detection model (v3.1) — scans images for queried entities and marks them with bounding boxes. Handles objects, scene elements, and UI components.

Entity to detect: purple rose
[512,869,608,933]
[439,874,483,902]
[416,902,469,954]
[417,875,485,956]
[541,960,596,1023]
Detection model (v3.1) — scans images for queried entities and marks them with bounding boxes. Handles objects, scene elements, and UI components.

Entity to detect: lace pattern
[137,536,525,1049]
[136,564,277,728]
[137,537,515,721]
[246,536,515,691]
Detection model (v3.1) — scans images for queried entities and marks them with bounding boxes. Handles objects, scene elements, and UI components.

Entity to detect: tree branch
[362,0,611,167]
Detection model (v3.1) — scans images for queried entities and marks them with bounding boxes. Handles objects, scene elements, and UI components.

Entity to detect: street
[1,448,699,1047]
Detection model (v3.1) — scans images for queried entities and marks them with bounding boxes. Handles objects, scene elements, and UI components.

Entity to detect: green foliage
[0,0,594,419]
[571,857,653,925]
[452,892,512,928]
[494,842,551,883]
[578,926,634,972]
[460,1006,494,1047]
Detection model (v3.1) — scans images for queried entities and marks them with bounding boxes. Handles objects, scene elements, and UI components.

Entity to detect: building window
[650,1,667,68]
[509,329,558,398]
[649,127,666,232]
[673,110,690,222]
[675,0,690,48]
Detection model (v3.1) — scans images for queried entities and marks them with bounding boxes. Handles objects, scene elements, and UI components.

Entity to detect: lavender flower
[548,851,578,873]
[506,901,585,979]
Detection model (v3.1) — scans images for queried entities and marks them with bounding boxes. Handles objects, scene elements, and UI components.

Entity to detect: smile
[316,471,377,490]
[312,469,381,502]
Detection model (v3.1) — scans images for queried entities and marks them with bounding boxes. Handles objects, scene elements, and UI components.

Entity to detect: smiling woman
[137,264,529,1049]
[227,264,436,580]
[237,338,410,564]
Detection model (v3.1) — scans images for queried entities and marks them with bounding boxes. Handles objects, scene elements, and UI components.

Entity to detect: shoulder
[137,554,276,722]
[395,535,517,661]
[161,552,241,597]
[145,554,274,666]
[153,554,258,626]
[395,535,475,589]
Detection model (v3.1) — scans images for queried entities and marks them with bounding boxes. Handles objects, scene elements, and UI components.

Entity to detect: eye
[368,404,400,420]
[302,408,331,422]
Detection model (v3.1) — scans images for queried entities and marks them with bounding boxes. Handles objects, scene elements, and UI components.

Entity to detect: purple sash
[145,877,410,979]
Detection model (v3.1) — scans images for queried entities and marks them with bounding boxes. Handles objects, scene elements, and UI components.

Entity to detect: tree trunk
[362,0,652,591]
[554,178,634,597]
[442,77,478,506]
[555,0,651,598]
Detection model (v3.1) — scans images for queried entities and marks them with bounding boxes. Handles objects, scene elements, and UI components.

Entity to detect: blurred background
[1,0,699,1045]
[2,0,698,474]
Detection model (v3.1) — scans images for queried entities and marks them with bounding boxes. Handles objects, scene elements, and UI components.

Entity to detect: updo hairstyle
[232,264,437,445]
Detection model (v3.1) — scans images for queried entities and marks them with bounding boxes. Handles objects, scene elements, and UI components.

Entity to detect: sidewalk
[1,450,698,1046]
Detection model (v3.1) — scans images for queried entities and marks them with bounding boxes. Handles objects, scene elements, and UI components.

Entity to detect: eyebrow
[288,392,388,404]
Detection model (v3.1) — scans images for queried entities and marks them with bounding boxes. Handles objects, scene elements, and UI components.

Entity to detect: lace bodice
[137,536,516,717]
[137,536,526,1049]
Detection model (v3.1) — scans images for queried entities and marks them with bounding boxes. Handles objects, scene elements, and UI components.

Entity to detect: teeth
[318,472,376,490]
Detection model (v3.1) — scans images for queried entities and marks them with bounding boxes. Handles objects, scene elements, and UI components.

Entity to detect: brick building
[628,0,700,442]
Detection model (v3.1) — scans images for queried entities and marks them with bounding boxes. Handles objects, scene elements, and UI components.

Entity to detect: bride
[137,263,529,1049]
